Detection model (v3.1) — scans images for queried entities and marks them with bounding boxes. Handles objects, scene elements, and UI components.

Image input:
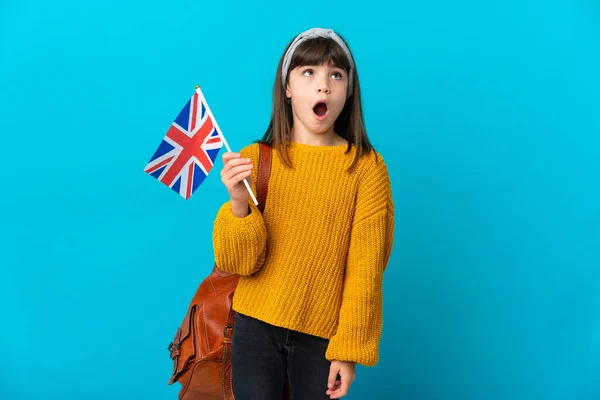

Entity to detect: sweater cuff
[325,323,381,367]
[212,201,268,275]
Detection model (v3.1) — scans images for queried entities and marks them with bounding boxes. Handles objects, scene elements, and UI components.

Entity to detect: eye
[302,69,314,76]
[331,71,343,80]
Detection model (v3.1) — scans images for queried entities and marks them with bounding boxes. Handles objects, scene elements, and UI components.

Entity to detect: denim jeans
[231,311,332,400]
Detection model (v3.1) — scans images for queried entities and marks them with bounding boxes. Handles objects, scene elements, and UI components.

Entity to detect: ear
[285,84,291,99]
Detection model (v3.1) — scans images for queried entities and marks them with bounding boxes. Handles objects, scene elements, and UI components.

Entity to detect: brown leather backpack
[167,143,289,399]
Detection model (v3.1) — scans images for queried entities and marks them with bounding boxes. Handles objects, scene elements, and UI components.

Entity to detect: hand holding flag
[144,86,258,204]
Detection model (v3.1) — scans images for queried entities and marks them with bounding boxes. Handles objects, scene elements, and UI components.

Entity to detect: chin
[311,125,334,135]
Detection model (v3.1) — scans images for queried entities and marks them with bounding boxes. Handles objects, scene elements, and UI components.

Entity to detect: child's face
[285,61,348,136]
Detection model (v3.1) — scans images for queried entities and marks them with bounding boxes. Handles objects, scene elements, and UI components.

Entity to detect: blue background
[1,0,599,399]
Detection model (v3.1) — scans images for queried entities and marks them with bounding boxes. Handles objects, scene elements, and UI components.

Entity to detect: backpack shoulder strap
[257,143,272,214]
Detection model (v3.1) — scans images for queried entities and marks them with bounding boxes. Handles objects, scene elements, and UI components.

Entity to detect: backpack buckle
[223,325,233,339]
[167,341,180,356]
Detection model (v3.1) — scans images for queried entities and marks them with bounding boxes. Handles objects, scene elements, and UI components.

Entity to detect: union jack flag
[144,87,224,200]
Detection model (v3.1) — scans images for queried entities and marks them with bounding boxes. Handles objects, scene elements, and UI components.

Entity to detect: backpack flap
[168,304,199,384]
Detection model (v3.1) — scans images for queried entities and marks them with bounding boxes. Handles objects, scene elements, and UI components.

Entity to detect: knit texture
[212,141,394,366]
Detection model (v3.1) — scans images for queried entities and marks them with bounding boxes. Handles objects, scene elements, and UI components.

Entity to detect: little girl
[212,27,394,400]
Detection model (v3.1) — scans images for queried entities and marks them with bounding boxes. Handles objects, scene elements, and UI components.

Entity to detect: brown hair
[258,32,376,171]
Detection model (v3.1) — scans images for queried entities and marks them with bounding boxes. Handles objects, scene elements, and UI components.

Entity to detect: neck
[290,125,346,147]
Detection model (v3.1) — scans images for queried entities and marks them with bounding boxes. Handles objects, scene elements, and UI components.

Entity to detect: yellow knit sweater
[212,141,394,366]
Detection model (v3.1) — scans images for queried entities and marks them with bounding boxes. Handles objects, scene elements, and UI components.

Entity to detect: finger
[222,164,253,183]
[225,157,252,169]
[221,152,240,162]
[339,373,351,396]
[223,162,253,178]
[222,171,253,191]
[220,153,240,177]
[221,157,251,177]
[327,365,340,391]
[328,380,341,388]
[327,375,350,399]
[325,380,341,392]
[328,390,343,399]
[222,158,252,180]
[328,388,347,399]
[326,382,342,397]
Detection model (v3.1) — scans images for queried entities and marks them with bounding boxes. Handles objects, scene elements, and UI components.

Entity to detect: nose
[316,74,331,94]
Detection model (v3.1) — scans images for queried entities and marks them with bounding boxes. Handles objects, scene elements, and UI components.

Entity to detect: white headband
[281,28,354,96]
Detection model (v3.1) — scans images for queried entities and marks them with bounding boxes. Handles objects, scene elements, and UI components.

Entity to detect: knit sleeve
[211,144,268,276]
[325,153,395,366]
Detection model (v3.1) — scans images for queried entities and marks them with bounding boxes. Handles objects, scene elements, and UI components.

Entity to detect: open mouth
[313,102,329,120]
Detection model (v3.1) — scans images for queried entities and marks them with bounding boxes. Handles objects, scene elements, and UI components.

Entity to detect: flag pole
[195,85,259,206]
